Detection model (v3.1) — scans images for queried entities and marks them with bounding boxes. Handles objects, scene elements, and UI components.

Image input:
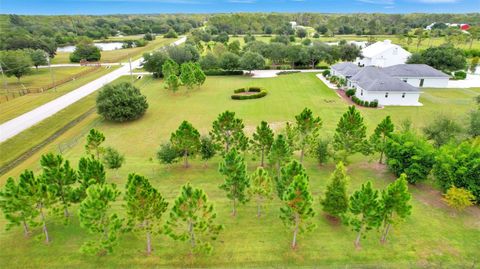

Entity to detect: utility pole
[47,54,57,92]
[129,56,133,84]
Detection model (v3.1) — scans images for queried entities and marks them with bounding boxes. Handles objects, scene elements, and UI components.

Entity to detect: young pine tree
[321,161,349,219]
[170,120,201,168]
[200,136,216,167]
[251,121,274,167]
[280,174,316,249]
[102,146,125,178]
[75,156,106,202]
[379,174,412,243]
[370,116,395,164]
[85,128,106,159]
[0,173,38,237]
[219,149,250,216]
[268,134,293,179]
[165,73,181,93]
[210,110,246,155]
[78,183,123,255]
[249,167,274,217]
[124,173,169,255]
[40,153,77,219]
[333,106,368,163]
[18,170,55,243]
[193,62,206,88]
[165,183,223,254]
[294,108,323,163]
[347,181,382,248]
[276,160,307,200]
[180,62,196,89]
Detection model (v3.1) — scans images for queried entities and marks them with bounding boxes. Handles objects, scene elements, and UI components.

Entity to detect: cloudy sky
[1,0,478,14]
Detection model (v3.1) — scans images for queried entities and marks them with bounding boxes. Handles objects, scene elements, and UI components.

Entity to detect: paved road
[0,36,186,143]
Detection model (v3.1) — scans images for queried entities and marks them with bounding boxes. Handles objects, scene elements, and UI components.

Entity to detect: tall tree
[321,161,349,219]
[219,149,250,216]
[379,174,412,243]
[40,153,77,219]
[249,167,273,217]
[17,170,54,243]
[85,128,105,159]
[170,120,201,168]
[280,174,316,249]
[0,172,38,237]
[200,136,216,167]
[0,50,32,81]
[210,110,246,155]
[192,62,206,88]
[28,49,48,69]
[294,108,323,163]
[333,106,367,162]
[268,134,293,179]
[179,62,196,89]
[165,183,223,254]
[124,173,169,255]
[251,121,274,167]
[162,58,180,78]
[347,181,382,248]
[78,183,123,255]
[75,156,106,201]
[422,115,463,147]
[164,73,181,93]
[102,146,125,177]
[370,116,395,164]
[276,160,307,200]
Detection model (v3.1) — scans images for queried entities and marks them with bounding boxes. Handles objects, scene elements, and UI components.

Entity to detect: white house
[357,40,411,68]
[383,64,450,88]
[349,67,422,106]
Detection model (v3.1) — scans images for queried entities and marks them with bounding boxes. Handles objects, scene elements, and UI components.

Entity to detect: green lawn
[0,73,478,268]
[0,66,118,124]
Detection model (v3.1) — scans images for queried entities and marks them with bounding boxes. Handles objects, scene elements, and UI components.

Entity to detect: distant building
[356,40,411,68]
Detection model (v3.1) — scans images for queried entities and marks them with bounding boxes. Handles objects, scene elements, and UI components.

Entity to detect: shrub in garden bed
[453,70,467,80]
[204,70,244,76]
[351,95,378,108]
[322,70,330,77]
[277,71,301,75]
[345,88,356,97]
[231,87,267,100]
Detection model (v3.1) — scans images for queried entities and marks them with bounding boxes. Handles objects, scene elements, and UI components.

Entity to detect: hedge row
[204,70,244,76]
[277,71,301,75]
[351,95,378,108]
[231,87,268,100]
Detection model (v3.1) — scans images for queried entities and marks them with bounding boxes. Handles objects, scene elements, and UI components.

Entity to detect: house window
[385,92,389,98]
[420,79,425,87]
[402,93,406,98]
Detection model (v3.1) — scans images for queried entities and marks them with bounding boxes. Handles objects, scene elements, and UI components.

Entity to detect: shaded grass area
[0,73,478,268]
[0,66,118,124]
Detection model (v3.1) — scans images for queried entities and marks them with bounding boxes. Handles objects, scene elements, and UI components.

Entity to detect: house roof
[382,64,450,78]
[350,67,420,92]
[331,62,361,77]
[361,40,410,58]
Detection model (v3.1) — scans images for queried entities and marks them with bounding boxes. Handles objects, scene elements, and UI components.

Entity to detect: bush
[231,87,267,100]
[275,65,291,70]
[453,70,467,80]
[204,69,243,76]
[164,29,178,38]
[70,43,101,62]
[96,82,148,122]
[157,142,181,164]
[322,70,331,77]
[277,70,300,75]
[134,39,147,47]
[317,65,330,70]
[350,94,378,108]
[345,88,356,97]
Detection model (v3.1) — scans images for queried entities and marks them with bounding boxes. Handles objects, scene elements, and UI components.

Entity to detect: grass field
[52,37,175,64]
[0,73,478,268]
[0,66,118,124]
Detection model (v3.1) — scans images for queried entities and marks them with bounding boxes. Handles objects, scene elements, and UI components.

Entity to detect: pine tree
[268,134,293,179]
[124,173,169,255]
[294,108,323,163]
[210,110,246,155]
[162,58,179,78]
[280,174,316,249]
[333,106,368,163]
[165,183,223,254]
[219,149,250,216]
[276,160,307,200]
[170,120,201,168]
[0,173,38,237]
[347,181,382,248]
[321,161,349,219]
[180,62,196,89]
[252,121,274,167]
[379,174,412,243]
[75,156,106,202]
[165,73,181,93]
[17,170,54,243]
[370,116,395,164]
[200,136,216,167]
[78,183,123,255]
[192,62,206,88]
[85,128,105,159]
[249,167,273,217]
[40,153,77,219]
[102,146,125,178]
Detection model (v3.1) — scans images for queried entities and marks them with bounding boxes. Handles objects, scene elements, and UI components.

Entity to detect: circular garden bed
[231,87,268,100]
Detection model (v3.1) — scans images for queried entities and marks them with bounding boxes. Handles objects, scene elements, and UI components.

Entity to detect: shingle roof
[361,40,410,58]
[382,64,450,78]
[350,67,420,92]
[331,62,361,77]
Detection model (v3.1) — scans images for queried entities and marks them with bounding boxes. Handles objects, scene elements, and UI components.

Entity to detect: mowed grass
[0,66,118,124]
[0,73,478,268]
[52,37,175,64]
